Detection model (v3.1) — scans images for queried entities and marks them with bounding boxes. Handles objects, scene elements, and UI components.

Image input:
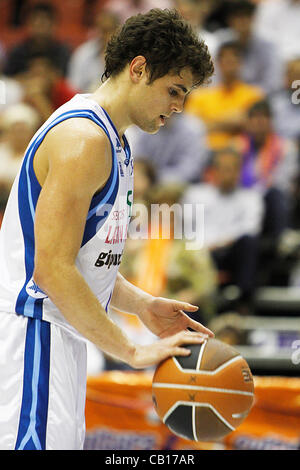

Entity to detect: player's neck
[90,76,132,138]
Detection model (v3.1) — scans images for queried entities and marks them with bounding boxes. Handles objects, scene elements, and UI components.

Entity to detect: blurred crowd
[1,0,300,369]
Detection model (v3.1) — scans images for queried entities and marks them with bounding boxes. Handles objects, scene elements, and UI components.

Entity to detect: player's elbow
[33,264,55,295]
[33,253,66,294]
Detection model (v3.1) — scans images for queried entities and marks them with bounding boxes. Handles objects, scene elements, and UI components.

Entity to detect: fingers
[172,329,208,347]
[169,330,208,357]
[159,317,214,340]
[175,309,215,338]
[172,346,191,357]
[175,302,199,312]
[172,302,214,337]
[133,331,210,368]
[186,318,215,337]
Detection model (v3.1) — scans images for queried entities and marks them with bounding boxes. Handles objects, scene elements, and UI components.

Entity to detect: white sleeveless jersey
[0,94,134,333]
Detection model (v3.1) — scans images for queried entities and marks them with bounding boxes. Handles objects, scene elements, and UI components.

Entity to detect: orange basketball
[152,338,254,442]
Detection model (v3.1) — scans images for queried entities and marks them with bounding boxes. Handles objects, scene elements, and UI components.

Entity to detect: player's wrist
[127,344,143,369]
[138,294,156,320]
[128,343,159,369]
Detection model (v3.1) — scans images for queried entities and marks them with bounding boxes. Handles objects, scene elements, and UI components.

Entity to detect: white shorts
[0,311,87,450]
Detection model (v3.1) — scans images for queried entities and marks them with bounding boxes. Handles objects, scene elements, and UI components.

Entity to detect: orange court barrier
[223,376,300,450]
[84,372,300,451]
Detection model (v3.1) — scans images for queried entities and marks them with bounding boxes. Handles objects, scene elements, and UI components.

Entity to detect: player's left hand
[139,296,214,339]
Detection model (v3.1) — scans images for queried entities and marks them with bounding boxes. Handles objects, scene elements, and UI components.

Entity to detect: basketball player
[0,9,214,450]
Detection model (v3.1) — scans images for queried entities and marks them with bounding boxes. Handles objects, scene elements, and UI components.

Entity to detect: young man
[0,9,214,450]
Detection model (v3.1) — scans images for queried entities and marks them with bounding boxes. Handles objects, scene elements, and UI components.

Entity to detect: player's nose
[171,98,185,114]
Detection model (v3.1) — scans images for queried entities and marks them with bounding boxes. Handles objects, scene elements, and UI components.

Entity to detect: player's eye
[169,88,179,97]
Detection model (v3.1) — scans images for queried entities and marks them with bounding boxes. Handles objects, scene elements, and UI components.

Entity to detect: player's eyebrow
[173,84,189,94]
[173,83,192,95]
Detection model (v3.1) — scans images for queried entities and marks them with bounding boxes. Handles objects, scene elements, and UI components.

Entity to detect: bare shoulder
[45,117,111,163]
[36,117,112,194]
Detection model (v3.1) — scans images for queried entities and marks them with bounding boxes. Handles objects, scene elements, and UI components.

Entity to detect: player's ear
[129,56,148,83]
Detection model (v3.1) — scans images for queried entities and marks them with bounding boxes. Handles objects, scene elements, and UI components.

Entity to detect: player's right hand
[129,330,208,369]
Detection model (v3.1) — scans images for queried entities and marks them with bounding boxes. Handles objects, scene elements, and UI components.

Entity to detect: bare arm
[33,119,207,368]
[110,272,153,316]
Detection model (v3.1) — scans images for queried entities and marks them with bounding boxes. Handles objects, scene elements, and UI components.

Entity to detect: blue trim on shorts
[15,318,51,450]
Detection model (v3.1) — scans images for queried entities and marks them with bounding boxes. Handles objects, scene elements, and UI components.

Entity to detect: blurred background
[0,0,299,451]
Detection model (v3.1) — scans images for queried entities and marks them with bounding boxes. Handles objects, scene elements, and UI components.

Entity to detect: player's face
[132,67,194,134]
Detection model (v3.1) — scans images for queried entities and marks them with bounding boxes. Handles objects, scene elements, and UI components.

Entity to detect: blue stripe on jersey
[16,150,42,318]
[86,157,118,221]
[81,171,119,246]
[15,318,51,450]
[101,106,120,142]
[122,133,132,167]
[15,108,119,320]
[105,291,113,313]
[82,133,119,245]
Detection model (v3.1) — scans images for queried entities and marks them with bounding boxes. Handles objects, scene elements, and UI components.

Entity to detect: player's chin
[148,127,160,135]
[150,119,161,131]
[140,118,162,134]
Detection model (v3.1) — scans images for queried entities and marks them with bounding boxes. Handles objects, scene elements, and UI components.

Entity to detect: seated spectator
[215,0,282,93]
[0,103,40,199]
[3,2,71,77]
[67,8,121,93]
[127,112,209,184]
[182,147,264,314]
[233,100,298,240]
[173,0,219,58]
[254,0,300,63]
[268,57,300,143]
[185,41,263,151]
[19,53,78,122]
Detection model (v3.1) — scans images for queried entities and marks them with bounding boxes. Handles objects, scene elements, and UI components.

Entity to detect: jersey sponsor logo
[26,278,48,299]
[112,209,125,221]
[95,250,123,269]
[105,223,128,244]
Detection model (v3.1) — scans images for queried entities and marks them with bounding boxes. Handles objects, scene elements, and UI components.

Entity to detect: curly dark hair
[102,8,214,87]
